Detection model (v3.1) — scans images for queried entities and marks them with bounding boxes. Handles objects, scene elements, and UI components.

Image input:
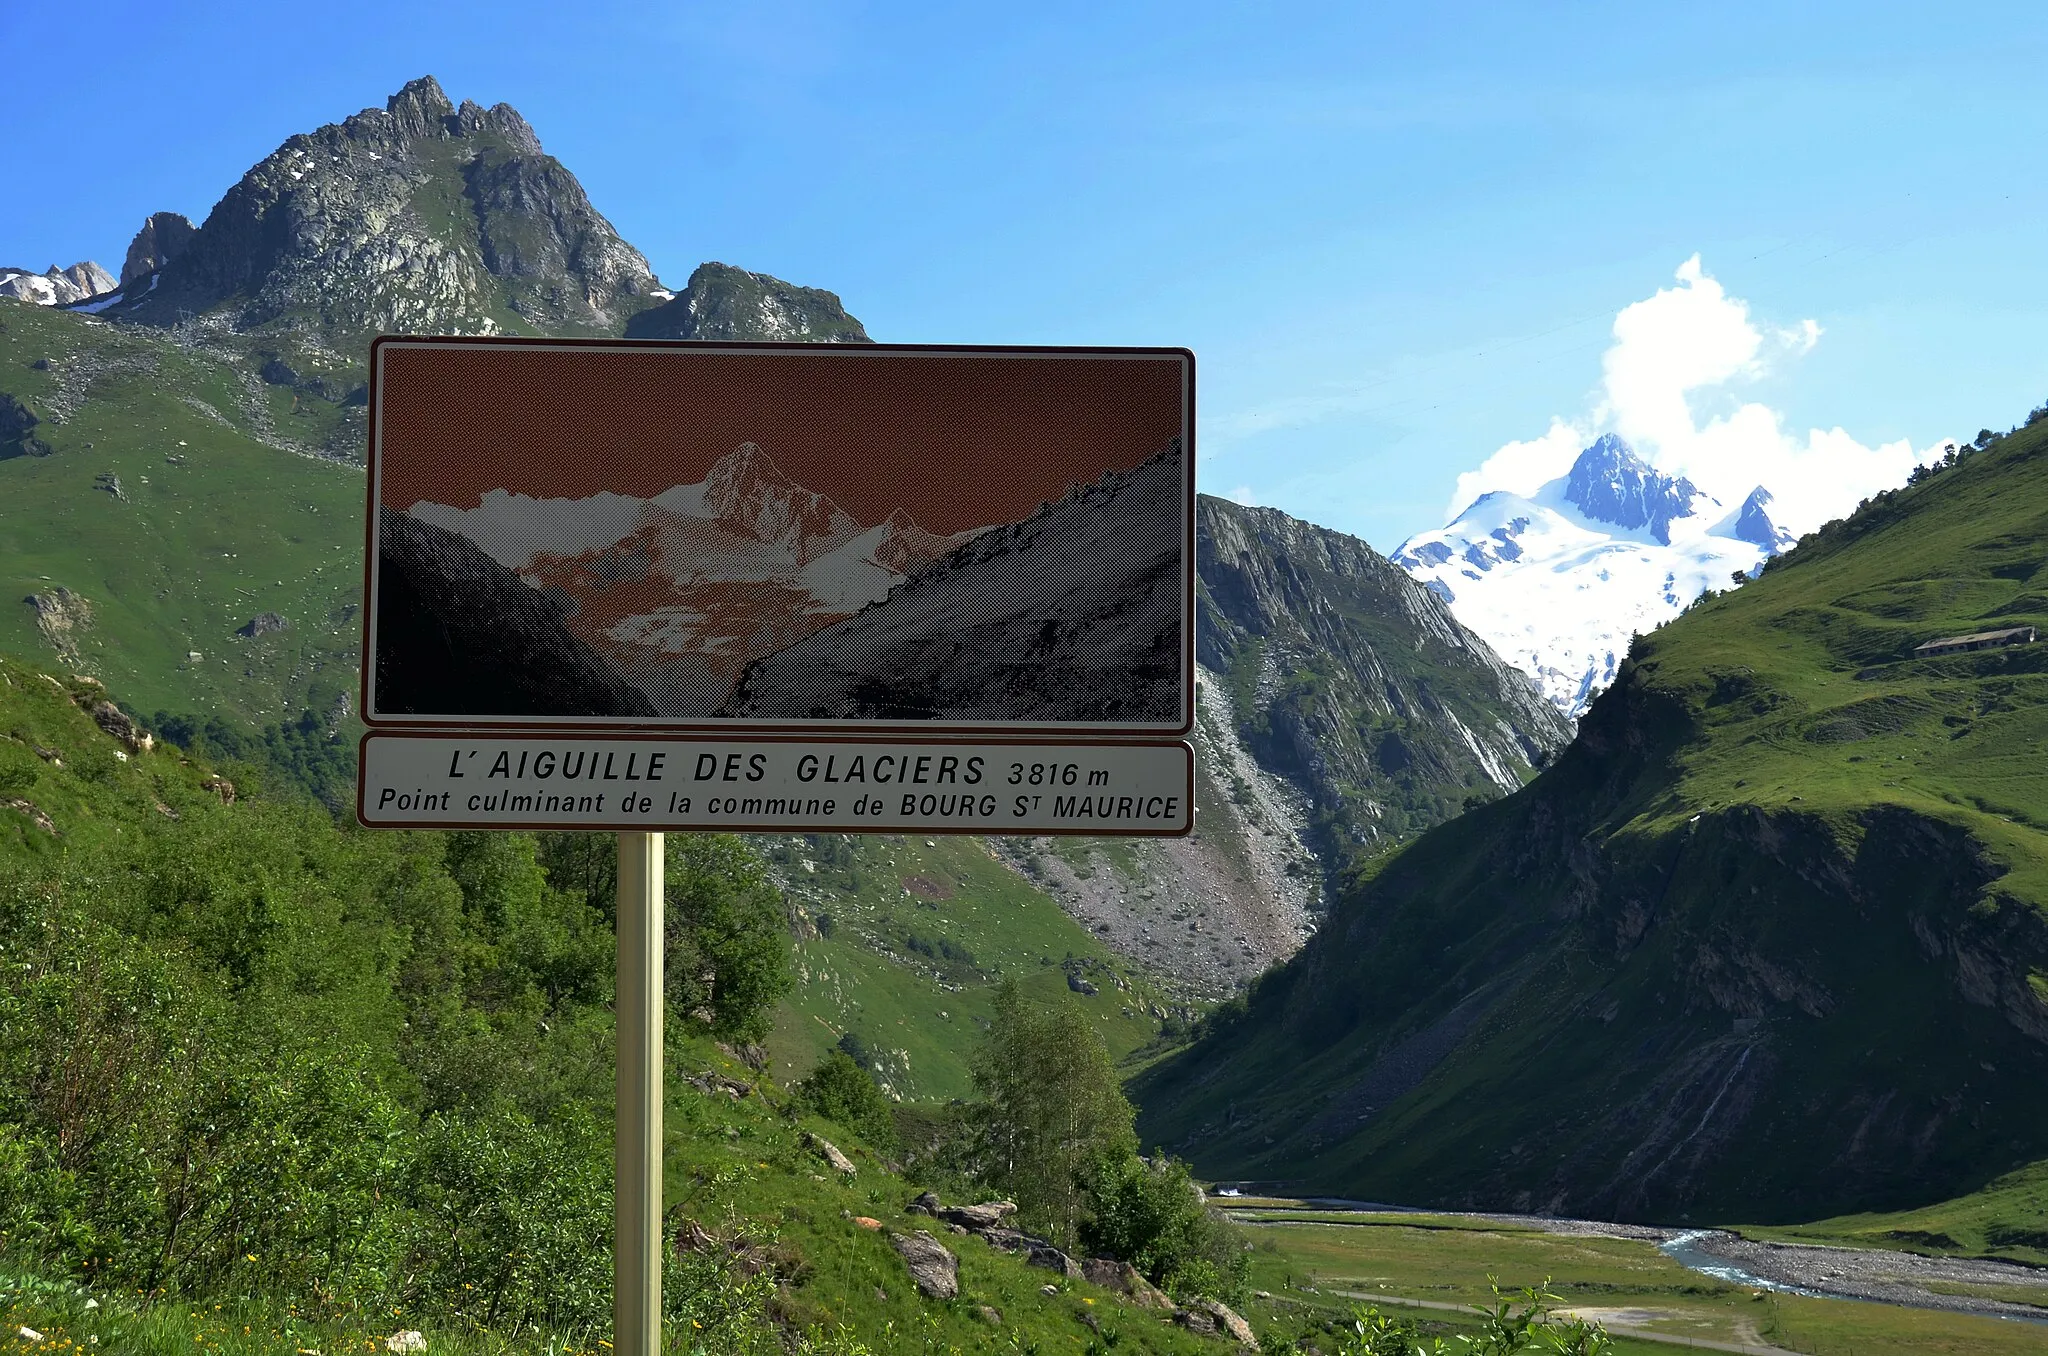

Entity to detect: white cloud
[1447,255,1943,533]
[1446,418,1588,521]
[1226,485,1258,505]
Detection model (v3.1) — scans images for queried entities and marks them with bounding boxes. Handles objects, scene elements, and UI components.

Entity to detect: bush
[1081,1153,1248,1301]
[794,1051,898,1152]
[397,1106,614,1333]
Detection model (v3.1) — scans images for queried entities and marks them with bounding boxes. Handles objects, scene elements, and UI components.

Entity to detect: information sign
[361,338,1193,737]
[359,733,1191,834]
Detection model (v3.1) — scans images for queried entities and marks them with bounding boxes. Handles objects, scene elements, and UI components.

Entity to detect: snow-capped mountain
[1393,434,1793,715]
[406,442,987,713]
[0,262,117,307]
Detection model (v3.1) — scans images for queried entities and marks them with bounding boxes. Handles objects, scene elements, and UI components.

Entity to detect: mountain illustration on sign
[381,437,1184,721]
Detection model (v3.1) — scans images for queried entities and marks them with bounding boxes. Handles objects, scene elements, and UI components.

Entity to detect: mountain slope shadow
[716,440,1184,723]
[374,508,656,717]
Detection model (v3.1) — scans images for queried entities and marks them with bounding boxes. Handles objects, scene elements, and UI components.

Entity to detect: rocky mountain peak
[626,262,873,343]
[1563,432,1701,544]
[1732,484,1795,553]
[702,442,857,558]
[120,212,197,286]
[384,75,456,139]
[107,76,660,341]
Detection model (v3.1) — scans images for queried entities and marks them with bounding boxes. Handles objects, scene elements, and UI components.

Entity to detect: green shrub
[1081,1153,1247,1301]
[794,1051,898,1151]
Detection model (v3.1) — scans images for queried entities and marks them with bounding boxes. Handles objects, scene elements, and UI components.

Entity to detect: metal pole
[615,831,664,1356]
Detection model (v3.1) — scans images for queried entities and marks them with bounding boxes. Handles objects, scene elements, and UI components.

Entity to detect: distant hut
[1913,625,2038,659]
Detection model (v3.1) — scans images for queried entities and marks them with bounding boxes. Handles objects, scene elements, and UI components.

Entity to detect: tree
[1081,1153,1246,1299]
[794,1050,898,1151]
[970,978,1136,1247]
[664,834,793,1041]
[536,832,794,1042]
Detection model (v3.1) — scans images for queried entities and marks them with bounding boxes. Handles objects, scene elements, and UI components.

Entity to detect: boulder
[937,1199,1017,1230]
[237,612,288,638]
[1194,1299,1259,1349]
[906,1191,942,1215]
[887,1230,958,1300]
[1025,1244,1081,1278]
[1080,1258,1175,1310]
[1176,1309,1218,1336]
[804,1132,856,1175]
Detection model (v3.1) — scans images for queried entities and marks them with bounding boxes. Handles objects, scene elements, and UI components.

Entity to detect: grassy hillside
[0,300,365,734]
[1738,1156,2048,1266]
[1135,417,2048,1228]
[0,650,1258,1355]
[761,832,1198,1101]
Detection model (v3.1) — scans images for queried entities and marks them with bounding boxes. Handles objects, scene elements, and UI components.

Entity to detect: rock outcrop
[625,261,872,343]
[112,76,662,340]
[0,394,51,459]
[23,588,91,665]
[120,213,198,286]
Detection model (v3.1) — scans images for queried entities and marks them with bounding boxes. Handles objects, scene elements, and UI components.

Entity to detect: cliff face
[111,77,662,341]
[1197,495,1572,867]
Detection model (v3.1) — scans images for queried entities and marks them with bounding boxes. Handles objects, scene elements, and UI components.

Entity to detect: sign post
[615,830,663,1356]
[356,337,1197,1350]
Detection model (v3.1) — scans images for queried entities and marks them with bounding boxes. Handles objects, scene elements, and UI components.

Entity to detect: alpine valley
[6,69,2046,1354]
[0,74,1566,1041]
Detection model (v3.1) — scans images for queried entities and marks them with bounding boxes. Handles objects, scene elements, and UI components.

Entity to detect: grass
[0,300,366,733]
[1233,1205,2048,1356]
[760,832,1192,1101]
[1737,1159,2048,1268]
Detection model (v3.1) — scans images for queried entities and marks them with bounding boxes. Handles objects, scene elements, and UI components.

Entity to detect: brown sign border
[356,731,1194,837]
[358,337,1196,738]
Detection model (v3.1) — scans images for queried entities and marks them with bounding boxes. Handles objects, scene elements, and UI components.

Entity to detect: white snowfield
[1395,437,1784,716]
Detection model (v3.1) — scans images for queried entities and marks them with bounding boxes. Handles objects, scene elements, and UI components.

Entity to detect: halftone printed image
[363,339,1192,731]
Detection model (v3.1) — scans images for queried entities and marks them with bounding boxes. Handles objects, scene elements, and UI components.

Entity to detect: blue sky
[6,1,2047,548]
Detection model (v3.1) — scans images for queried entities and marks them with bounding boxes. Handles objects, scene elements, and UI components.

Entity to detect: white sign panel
[360,734,1192,836]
